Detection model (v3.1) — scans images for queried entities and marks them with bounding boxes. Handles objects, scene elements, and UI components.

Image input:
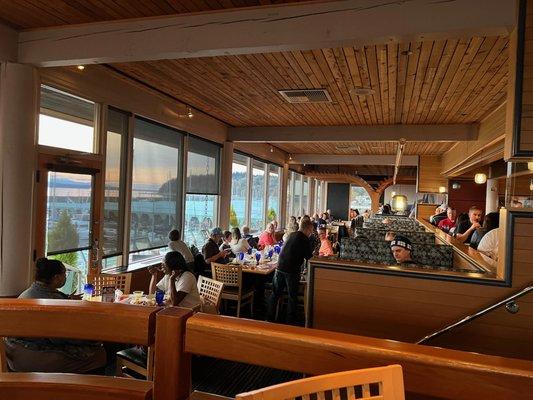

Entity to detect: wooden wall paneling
[310,211,533,361]
[417,155,447,192]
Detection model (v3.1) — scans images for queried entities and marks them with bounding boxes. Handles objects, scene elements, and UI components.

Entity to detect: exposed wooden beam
[0,23,18,62]
[289,154,419,166]
[228,124,478,143]
[18,0,515,67]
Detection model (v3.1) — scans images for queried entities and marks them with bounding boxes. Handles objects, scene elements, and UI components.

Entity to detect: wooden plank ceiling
[0,0,307,29]
[108,36,509,128]
[276,142,456,155]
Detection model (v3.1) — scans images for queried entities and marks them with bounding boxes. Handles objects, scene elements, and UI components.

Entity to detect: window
[286,172,293,221]
[267,165,280,223]
[316,180,323,213]
[350,185,372,211]
[102,109,128,268]
[293,173,302,217]
[184,137,220,246]
[302,177,309,216]
[39,86,95,153]
[250,161,266,231]
[129,118,182,263]
[230,153,248,228]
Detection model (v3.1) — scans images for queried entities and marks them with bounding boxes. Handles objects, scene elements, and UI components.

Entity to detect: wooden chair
[197,275,224,314]
[88,273,131,295]
[116,346,155,381]
[235,365,405,400]
[211,263,253,318]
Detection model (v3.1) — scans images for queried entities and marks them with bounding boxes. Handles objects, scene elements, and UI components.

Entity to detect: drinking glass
[238,252,245,262]
[255,252,261,264]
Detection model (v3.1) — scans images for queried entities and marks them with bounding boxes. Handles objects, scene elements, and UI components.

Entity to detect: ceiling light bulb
[439,186,446,193]
[289,155,292,161]
[187,107,194,118]
[270,147,274,153]
[76,65,85,71]
[474,173,487,184]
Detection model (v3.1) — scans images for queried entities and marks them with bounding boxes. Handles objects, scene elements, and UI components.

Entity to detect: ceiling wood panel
[109,36,508,128]
[0,0,308,29]
[274,142,455,156]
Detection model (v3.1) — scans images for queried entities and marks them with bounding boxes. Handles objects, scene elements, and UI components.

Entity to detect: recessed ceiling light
[76,65,85,71]
[350,87,375,96]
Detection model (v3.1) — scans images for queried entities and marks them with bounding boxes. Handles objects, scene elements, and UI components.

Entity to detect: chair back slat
[211,263,242,288]
[88,273,131,295]
[197,276,224,309]
[235,366,405,400]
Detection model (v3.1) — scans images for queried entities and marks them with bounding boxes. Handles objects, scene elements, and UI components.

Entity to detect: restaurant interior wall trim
[326,183,350,220]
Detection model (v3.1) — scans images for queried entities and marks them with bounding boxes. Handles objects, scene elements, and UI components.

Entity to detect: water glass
[274,245,281,255]
[255,252,261,264]
[268,249,274,259]
[238,252,245,262]
[155,290,165,306]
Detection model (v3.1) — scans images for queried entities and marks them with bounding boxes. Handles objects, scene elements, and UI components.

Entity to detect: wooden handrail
[0,373,152,400]
[184,314,533,400]
[0,299,160,345]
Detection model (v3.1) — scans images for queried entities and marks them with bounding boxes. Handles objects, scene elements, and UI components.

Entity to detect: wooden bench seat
[0,373,152,400]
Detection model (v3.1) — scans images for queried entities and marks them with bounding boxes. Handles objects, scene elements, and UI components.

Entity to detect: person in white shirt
[168,229,194,264]
[148,251,201,309]
[229,227,251,254]
[477,227,499,261]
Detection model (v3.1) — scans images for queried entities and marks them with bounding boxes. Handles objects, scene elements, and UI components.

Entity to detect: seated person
[450,213,468,236]
[5,258,106,373]
[470,212,499,250]
[455,206,483,244]
[429,205,447,226]
[168,229,194,264]
[202,227,230,264]
[241,225,256,247]
[437,207,457,234]
[288,215,300,231]
[350,209,365,232]
[318,228,334,256]
[149,251,201,309]
[477,227,499,261]
[318,213,328,226]
[380,204,392,215]
[229,227,251,254]
[219,230,235,258]
[390,235,418,265]
[283,223,298,242]
[258,222,277,248]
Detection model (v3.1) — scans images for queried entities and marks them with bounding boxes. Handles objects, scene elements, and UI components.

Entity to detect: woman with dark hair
[148,251,201,309]
[5,258,106,373]
[229,227,251,254]
[470,212,499,250]
[381,204,392,215]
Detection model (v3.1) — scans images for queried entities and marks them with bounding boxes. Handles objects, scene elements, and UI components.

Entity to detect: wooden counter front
[308,256,533,361]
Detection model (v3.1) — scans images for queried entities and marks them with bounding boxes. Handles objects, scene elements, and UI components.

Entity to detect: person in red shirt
[258,222,277,248]
[438,207,457,234]
[318,228,334,256]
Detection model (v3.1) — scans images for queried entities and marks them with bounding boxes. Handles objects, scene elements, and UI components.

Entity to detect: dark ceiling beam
[228,124,478,143]
[0,23,18,62]
[17,0,515,67]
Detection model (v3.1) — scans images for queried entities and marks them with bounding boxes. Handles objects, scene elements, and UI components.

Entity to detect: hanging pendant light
[474,173,487,184]
[392,194,407,212]
[528,162,533,171]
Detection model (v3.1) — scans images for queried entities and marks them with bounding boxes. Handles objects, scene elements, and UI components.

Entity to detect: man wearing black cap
[390,235,416,264]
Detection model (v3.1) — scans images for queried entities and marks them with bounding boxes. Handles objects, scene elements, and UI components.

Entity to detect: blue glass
[268,249,274,259]
[238,252,244,261]
[83,283,95,295]
[155,290,165,306]
[247,247,253,255]
[255,252,261,263]
[274,245,281,254]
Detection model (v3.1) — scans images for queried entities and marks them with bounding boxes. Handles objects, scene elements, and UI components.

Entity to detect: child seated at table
[148,251,201,310]
[318,228,334,256]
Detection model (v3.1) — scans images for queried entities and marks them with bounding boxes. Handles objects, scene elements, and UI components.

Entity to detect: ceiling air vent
[278,89,332,104]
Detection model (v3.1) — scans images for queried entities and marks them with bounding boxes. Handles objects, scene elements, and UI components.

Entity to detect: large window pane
[250,162,265,231]
[39,86,95,153]
[130,118,181,258]
[286,172,293,221]
[103,109,127,260]
[46,171,93,254]
[186,137,220,194]
[350,185,372,211]
[316,180,322,213]
[293,174,302,217]
[267,165,280,223]
[184,194,218,247]
[231,154,248,228]
[302,177,309,216]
